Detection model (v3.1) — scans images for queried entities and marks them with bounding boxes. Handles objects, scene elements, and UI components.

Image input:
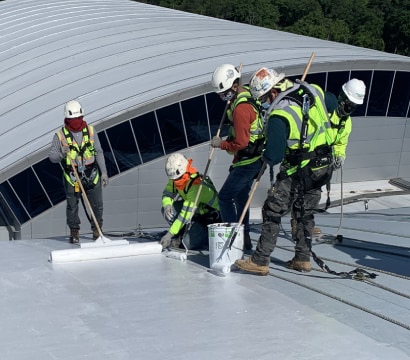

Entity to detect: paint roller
[166,250,188,261]
[49,152,162,263]
[210,263,231,275]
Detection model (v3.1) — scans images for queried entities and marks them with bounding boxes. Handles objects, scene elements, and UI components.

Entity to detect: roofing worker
[290,78,367,238]
[160,153,221,250]
[327,78,366,169]
[210,64,265,251]
[235,68,336,275]
[49,100,109,244]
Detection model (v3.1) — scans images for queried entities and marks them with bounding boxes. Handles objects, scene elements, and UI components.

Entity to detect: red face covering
[64,116,87,132]
[173,159,201,190]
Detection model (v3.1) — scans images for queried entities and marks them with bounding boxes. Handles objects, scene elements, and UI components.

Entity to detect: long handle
[301,52,315,81]
[228,161,267,249]
[227,53,315,249]
[68,157,103,238]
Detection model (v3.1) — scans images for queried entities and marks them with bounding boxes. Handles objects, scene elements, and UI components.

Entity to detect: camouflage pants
[252,172,322,266]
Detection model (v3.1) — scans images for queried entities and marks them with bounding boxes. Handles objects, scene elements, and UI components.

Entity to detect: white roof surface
[1,0,410,180]
[2,181,410,359]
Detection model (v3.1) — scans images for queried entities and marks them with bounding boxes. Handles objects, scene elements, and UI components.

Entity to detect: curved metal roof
[1,0,410,182]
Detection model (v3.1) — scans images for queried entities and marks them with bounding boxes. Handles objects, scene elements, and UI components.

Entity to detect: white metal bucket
[207,223,244,271]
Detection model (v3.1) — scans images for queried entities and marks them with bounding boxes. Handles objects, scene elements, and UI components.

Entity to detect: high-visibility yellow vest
[226,87,264,167]
[57,125,99,186]
[267,82,333,177]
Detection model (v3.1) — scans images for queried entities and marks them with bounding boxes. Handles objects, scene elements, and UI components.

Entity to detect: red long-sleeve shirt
[220,101,256,162]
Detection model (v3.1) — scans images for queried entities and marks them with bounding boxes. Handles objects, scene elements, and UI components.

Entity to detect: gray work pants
[252,170,322,266]
[64,176,103,232]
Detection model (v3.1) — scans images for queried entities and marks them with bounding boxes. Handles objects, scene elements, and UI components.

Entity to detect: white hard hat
[165,153,188,180]
[249,67,285,99]
[211,64,241,93]
[64,100,84,118]
[342,79,366,105]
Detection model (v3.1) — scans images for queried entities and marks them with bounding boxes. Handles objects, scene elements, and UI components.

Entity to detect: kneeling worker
[160,153,221,250]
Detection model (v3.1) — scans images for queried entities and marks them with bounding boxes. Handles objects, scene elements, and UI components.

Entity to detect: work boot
[285,258,311,272]
[234,257,269,276]
[312,227,322,236]
[69,228,80,244]
[92,229,100,240]
[244,232,252,251]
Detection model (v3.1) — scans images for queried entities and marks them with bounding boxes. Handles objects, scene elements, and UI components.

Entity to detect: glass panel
[181,96,210,147]
[367,71,393,116]
[205,92,229,138]
[388,71,410,117]
[8,168,52,218]
[156,103,187,154]
[0,182,26,224]
[350,70,372,116]
[33,159,65,205]
[326,71,350,97]
[304,73,326,89]
[106,122,141,173]
[131,112,164,163]
[98,131,119,177]
[0,199,14,226]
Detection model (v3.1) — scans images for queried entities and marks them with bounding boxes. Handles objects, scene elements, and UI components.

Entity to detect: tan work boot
[285,258,311,272]
[70,228,80,244]
[234,257,269,276]
[312,227,322,235]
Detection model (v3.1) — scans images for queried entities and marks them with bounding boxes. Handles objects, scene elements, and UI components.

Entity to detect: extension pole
[69,158,104,239]
[227,52,316,249]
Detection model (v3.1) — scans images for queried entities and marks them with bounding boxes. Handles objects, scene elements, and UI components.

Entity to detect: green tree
[276,0,322,28]
[384,3,410,55]
[134,0,410,56]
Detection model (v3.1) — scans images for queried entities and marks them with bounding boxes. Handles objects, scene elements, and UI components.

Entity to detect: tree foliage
[136,0,410,56]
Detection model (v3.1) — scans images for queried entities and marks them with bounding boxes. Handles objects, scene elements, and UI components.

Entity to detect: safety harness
[57,125,99,189]
[226,87,265,166]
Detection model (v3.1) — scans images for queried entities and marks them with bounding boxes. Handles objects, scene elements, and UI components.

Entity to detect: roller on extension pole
[49,157,162,263]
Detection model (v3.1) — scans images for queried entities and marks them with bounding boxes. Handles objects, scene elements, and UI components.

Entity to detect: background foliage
[135,0,410,56]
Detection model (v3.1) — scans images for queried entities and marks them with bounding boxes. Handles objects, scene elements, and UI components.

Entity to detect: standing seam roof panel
[1,0,410,181]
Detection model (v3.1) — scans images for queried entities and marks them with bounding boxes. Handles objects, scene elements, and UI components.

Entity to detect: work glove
[163,205,174,223]
[159,231,173,249]
[101,173,109,187]
[62,146,70,157]
[211,136,222,148]
[334,156,345,169]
